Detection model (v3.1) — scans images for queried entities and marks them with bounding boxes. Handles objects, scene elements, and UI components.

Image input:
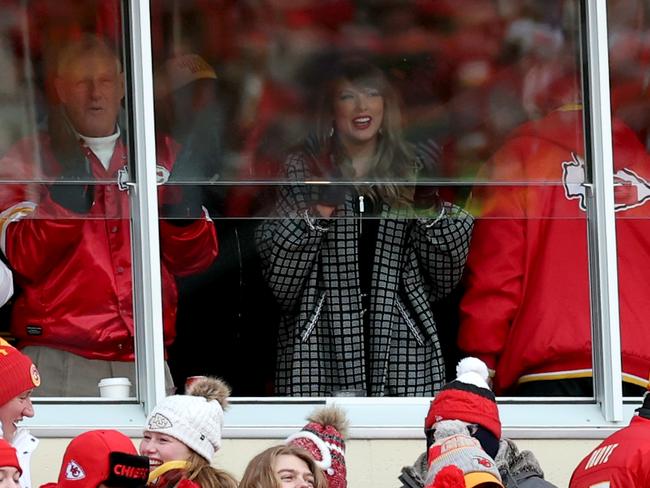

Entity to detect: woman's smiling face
[333,80,384,152]
[274,454,315,488]
[0,389,34,443]
[139,431,192,470]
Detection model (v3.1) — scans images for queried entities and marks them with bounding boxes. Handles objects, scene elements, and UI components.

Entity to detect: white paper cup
[98,377,132,399]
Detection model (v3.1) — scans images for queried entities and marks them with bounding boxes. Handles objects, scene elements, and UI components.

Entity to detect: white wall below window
[31,438,600,488]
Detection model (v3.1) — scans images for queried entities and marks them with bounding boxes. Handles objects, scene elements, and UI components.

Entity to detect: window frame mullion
[582,0,623,421]
[126,0,166,414]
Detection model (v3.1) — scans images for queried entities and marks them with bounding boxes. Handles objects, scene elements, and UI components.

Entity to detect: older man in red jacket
[0,35,217,396]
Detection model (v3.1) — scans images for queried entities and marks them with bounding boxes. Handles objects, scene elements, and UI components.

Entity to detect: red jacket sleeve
[159,217,218,277]
[0,137,87,283]
[4,197,86,283]
[155,134,219,276]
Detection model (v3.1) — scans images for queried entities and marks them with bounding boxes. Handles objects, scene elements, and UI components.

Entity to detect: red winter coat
[459,106,650,393]
[569,415,650,487]
[0,133,218,361]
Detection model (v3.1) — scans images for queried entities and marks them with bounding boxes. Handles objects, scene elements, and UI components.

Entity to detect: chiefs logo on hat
[474,456,494,468]
[65,460,86,480]
[30,364,41,387]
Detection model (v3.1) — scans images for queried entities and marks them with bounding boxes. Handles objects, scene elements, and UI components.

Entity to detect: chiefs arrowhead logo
[562,152,650,212]
[30,364,41,387]
[156,165,170,185]
[65,460,86,480]
[147,413,173,430]
[474,455,494,468]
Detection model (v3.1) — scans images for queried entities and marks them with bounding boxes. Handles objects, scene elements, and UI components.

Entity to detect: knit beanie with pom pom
[425,358,501,458]
[425,357,501,440]
[144,377,230,462]
[425,420,503,488]
[286,405,349,488]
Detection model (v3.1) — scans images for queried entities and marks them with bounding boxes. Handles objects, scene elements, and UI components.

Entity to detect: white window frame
[25,0,638,440]
[126,0,167,414]
[581,0,623,423]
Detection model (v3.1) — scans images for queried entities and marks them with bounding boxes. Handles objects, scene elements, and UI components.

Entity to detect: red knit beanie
[286,406,348,488]
[0,438,21,473]
[425,358,501,439]
[0,338,40,406]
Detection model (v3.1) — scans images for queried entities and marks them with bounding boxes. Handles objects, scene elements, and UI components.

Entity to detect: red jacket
[0,133,218,361]
[569,415,650,488]
[459,106,650,393]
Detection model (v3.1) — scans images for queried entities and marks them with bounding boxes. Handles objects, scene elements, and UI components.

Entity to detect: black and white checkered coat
[256,151,474,396]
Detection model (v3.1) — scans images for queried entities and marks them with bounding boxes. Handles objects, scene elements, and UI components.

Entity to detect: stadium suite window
[151,0,608,402]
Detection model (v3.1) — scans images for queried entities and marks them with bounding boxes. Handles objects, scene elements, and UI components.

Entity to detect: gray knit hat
[425,429,503,488]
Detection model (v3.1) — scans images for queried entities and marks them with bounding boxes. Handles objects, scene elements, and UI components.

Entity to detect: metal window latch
[117,166,135,191]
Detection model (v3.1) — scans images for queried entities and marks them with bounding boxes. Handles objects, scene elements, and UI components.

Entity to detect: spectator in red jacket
[458,85,650,396]
[569,378,650,487]
[0,34,218,396]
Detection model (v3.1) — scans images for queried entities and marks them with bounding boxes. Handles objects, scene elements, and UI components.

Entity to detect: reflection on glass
[151,0,601,397]
[458,106,595,396]
[457,1,597,396]
[460,0,649,397]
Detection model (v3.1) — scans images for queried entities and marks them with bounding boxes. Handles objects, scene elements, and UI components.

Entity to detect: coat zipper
[358,194,365,236]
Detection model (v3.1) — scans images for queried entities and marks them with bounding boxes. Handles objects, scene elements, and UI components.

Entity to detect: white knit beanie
[144,377,230,463]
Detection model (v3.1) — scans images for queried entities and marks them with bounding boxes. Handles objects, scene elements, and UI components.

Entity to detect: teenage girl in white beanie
[139,377,237,488]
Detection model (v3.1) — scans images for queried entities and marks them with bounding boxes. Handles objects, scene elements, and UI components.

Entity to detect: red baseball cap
[40,430,149,488]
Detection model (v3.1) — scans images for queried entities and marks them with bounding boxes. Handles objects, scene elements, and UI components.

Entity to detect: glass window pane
[152,0,594,398]
[460,2,601,398]
[0,0,148,398]
[607,0,650,398]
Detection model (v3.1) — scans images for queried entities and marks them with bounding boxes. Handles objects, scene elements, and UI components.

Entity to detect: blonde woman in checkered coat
[256,58,473,396]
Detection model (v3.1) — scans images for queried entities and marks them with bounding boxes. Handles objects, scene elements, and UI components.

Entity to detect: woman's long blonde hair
[239,445,329,488]
[311,57,417,207]
[177,377,238,488]
[184,451,238,488]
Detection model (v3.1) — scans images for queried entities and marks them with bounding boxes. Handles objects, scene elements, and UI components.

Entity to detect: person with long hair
[256,57,474,397]
[139,377,237,488]
[239,445,328,488]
